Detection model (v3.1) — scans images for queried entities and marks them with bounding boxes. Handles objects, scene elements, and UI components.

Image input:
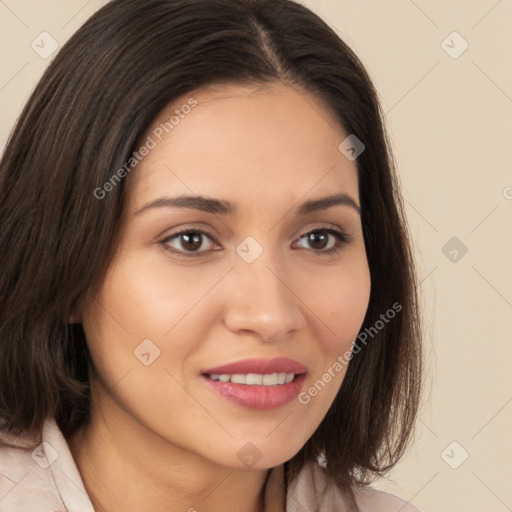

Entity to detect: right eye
[160,229,221,257]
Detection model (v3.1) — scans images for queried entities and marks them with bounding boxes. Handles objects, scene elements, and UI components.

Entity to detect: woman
[0,0,423,510]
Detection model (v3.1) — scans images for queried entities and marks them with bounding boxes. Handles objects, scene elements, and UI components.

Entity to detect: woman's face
[79,82,371,469]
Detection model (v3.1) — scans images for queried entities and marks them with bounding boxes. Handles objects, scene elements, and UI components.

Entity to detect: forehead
[126,82,359,212]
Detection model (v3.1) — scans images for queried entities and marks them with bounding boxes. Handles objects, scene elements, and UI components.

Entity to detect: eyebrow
[134,192,360,217]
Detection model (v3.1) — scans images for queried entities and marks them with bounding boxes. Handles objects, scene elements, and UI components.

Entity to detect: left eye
[294,228,350,254]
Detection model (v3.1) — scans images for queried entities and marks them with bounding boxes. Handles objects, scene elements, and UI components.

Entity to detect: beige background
[1,1,511,511]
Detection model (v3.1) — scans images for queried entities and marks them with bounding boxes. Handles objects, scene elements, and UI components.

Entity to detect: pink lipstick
[201,357,306,410]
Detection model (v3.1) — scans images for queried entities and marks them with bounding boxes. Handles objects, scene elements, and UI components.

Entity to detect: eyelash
[160,226,352,258]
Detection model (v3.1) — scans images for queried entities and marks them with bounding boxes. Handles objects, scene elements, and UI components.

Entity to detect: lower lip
[202,374,306,410]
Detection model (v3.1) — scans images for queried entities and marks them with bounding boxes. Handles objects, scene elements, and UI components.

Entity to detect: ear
[67,292,90,324]
[68,312,82,324]
[67,302,83,324]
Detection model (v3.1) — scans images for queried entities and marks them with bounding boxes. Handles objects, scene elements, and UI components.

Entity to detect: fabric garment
[0,417,422,511]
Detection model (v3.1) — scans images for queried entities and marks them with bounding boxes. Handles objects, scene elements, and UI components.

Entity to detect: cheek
[80,249,231,393]
[308,252,371,350]
[85,248,224,346]
[79,257,208,429]
[331,272,371,346]
[297,254,370,406]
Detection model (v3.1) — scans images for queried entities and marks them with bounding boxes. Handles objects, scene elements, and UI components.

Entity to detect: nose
[222,249,303,343]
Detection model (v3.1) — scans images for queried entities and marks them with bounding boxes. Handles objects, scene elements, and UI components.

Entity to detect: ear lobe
[68,313,81,324]
[67,294,88,324]
[67,306,82,324]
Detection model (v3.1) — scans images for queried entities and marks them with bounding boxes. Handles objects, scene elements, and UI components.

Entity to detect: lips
[202,357,306,376]
[201,357,307,410]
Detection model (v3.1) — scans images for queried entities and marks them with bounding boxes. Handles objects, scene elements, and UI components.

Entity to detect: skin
[67,81,371,512]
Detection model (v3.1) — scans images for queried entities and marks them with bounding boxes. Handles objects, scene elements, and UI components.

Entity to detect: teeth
[208,372,296,385]
[246,373,263,385]
[262,373,277,385]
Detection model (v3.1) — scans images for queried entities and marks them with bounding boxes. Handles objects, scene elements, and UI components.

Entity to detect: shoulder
[286,460,424,512]
[353,485,422,512]
[0,419,65,511]
[0,416,93,512]
[0,418,41,485]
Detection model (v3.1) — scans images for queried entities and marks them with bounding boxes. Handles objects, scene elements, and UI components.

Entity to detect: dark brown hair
[0,0,422,495]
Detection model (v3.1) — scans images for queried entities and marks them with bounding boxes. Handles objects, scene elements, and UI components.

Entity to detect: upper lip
[202,357,306,375]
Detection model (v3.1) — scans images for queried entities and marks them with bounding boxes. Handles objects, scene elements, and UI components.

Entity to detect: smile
[201,357,307,410]
[206,372,295,385]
